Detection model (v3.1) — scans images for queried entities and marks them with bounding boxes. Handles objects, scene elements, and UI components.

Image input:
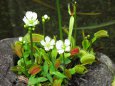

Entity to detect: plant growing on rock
[11,3,109,86]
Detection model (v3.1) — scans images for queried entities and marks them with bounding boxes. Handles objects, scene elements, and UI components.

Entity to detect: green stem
[74,3,77,45]
[82,29,85,39]
[43,22,45,36]
[56,0,63,40]
[21,43,28,76]
[68,16,74,42]
[29,29,34,62]
[62,53,65,74]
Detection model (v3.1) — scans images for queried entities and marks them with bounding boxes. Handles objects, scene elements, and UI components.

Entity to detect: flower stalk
[42,14,50,36]
[29,28,34,62]
[56,0,63,40]
[68,3,75,47]
[68,16,74,42]
[23,11,39,62]
[19,37,27,74]
[73,2,77,45]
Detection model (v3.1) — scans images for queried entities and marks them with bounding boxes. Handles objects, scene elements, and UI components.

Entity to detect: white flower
[44,14,48,19]
[56,39,70,54]
[44,14,50,20]
[23,11,39,27]
[19,37,23,41]
[42,14,50,22]
[40,36,55,51]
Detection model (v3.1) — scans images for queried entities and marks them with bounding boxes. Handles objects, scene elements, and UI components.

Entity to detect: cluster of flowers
[41,36,70,54]
[22,11,79,55]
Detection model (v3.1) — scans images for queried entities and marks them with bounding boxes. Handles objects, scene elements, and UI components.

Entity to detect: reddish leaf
[32,34,44,42]
[55,59,61,69]
[70,48,79,56]
[28,65,41,75]
[13,42,23,58]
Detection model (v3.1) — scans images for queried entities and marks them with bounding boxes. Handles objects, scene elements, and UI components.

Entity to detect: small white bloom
[23,11,39,27]
[40,36,55,51]
[56,39,70,54]
[44,14,49,19]
[19,37,23,41]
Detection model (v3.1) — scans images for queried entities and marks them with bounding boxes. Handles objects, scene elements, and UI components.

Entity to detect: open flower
[56,39,70,54]
[23,11,39,27]
[40,36,55,51]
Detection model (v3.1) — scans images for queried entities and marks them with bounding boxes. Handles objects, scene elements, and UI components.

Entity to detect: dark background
[0,0,115,61]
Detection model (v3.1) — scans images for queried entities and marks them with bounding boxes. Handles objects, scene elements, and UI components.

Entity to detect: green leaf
[49,63,55,74]
[51,48,58,59]
[75,65,88,74]
[28,76,48,85]
[92,30,109,43]
[82,39,90,50]
[94,30,109,38]
[53,79,62,86]
[65,69,72,78]
[46,73,53,83]
[10,66,24,72]
[23,33,44,43]
[43,61,48,76]
[52,71,67,79]
[65,58,71,64]
[51,48,57,63]
[69,65,88,75]
[80,54,95,64]
[39,48,51,64]
[23,52,30,58]
[64,53,70,58]
[69,67,76,75]
[77,20,115,30]
[28,76,39,85]
[37,77,48,82]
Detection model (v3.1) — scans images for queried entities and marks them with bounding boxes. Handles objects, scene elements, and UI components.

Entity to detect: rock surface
[0,38,114,86]
[68,53,115,86]
[0,38,26,86]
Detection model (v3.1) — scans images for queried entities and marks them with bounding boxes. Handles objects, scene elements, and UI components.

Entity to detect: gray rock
[68,53,114,86]
[0,38,114,86]
[0,38,26,86]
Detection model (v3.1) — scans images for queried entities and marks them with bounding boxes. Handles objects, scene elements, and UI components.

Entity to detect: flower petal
[50,39,55,45]
[56,40,63,50]
[45,47,50,51]
[64,39,70,46]
[45,36,51,43]
[40,40,46,46]
[32,12,37,20]
[65,46,70,52]
[26,11,33,20]
[58,49,64,54]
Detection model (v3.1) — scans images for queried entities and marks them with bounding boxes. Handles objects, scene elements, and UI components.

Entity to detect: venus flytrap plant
[12,7,109,86]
